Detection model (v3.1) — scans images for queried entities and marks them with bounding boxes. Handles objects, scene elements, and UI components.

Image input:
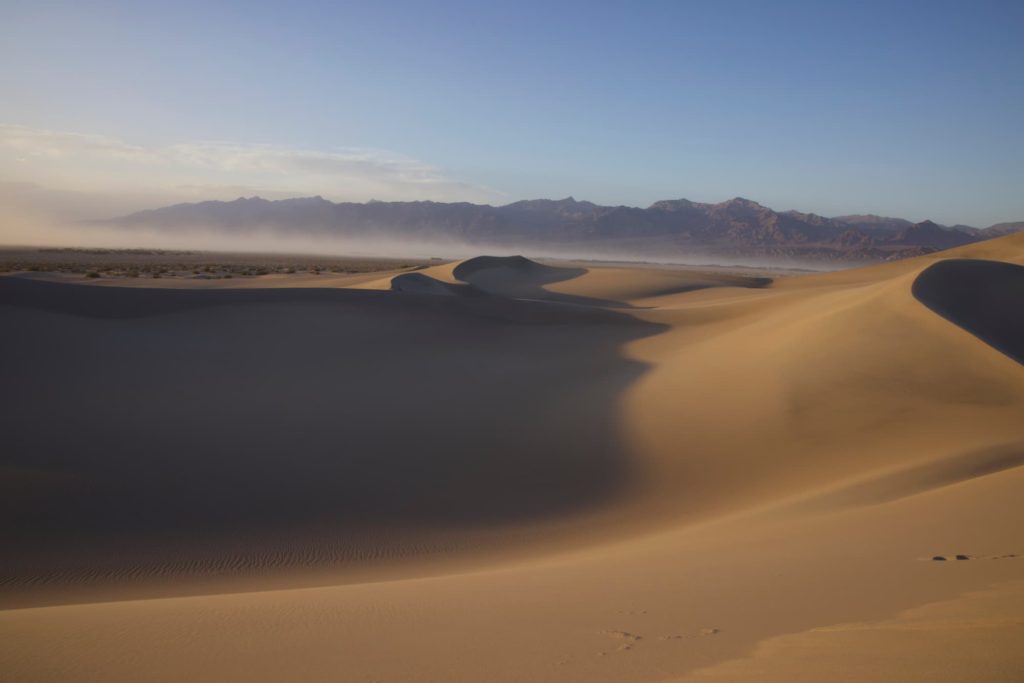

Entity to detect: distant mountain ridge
[105,195,1024,263]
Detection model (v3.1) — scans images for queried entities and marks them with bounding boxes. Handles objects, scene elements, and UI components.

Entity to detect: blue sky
[2,0,1023,225]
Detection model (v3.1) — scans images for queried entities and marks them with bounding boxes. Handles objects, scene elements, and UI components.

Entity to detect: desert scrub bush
[85,271,100,278]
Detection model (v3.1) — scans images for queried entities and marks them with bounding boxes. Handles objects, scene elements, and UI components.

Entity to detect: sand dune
[1,236,1022,681]
[362,254,771,307]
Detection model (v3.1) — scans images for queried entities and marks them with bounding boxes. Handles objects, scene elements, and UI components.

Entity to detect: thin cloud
[0,123,501,204]
[0,124,158,162]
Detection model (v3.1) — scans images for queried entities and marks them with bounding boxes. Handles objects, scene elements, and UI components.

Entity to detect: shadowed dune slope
[912,259,1024,363]
[451,254,570,281]
[389,270,481,296]
[0,276,666,597]
[449,255,619,306]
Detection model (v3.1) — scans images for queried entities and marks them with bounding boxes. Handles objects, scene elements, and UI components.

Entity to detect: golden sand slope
[1,235,1022,681]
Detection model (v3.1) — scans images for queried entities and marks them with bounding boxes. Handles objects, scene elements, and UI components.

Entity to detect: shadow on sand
[0,275,667,596]
[912,258,1024,364]
[451,255,628,307]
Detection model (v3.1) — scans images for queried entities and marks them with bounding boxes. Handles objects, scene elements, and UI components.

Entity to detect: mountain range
[105,195,1024,263]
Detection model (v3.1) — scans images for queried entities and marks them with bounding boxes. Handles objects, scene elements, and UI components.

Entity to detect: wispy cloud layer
[0,125,158,163]
[0,124,500,211]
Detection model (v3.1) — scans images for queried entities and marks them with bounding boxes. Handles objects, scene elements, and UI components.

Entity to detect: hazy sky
[2,0,1023,225]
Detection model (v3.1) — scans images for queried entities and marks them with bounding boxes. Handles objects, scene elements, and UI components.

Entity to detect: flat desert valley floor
[1,236,1023,682]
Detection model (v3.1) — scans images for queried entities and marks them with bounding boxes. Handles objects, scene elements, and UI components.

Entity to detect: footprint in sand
[929,553,1018,562]
[601,626,721,655]
[600,630,643,652]
[658,627,721,641]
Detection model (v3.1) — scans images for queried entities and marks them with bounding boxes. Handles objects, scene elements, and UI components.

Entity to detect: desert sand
[1,234,1022,682]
